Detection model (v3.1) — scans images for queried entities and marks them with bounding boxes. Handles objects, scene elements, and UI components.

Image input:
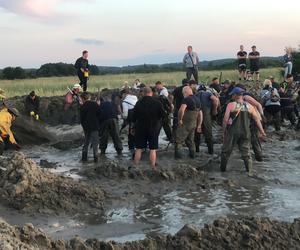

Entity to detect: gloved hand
[30,111,35,117]
[35,114,39,121]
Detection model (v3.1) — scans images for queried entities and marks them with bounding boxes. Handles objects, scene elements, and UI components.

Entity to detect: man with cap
[0,106,21,155]
[195,84,219,155]
[221,87,266,176]
[175,86,202,159]
[248,46,260,82]
[25,91,40,121]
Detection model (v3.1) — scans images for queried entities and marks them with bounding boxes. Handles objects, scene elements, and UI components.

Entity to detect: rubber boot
[82,151,88,162]
[207,142,214,155]
[220,157,227,172]
[189,148,195,159]
[174,144,182,159]
[244,159,253,176]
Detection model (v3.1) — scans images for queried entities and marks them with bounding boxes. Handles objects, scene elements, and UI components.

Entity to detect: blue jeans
[284,62,293,78]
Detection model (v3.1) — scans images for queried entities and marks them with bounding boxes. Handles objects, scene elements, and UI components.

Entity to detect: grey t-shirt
[183,52,199,68]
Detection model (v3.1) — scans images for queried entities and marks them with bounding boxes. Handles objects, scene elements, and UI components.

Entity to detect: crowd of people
[0,46,299,177]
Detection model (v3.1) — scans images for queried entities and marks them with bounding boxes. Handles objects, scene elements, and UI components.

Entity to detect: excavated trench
[1,93,300,248]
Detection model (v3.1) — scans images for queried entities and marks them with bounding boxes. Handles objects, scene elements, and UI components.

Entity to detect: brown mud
[0,153,106,216]
[0,216,299,250]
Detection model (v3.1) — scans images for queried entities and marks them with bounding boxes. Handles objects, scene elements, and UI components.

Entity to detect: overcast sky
[0,0,299,68]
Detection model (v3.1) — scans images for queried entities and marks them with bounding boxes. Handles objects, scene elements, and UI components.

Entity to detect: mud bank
[0,153,106,216]
[1,216,299,250]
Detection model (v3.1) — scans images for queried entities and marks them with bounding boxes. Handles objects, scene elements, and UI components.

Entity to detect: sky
[0,0,300,68]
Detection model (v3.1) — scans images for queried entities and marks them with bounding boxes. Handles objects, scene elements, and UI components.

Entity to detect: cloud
[0,0,95,22]
[74,38,104,46]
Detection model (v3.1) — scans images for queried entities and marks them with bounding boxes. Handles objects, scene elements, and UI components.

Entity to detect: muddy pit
[1,94,300,248]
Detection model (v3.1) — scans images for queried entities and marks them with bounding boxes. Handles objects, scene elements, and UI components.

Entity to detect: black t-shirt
[75,57,89,74]
[237,51,247,65]
[132,96,164,129]
[173,85,186,111]
[181,95,201,111]
[80,101,100,132]
[98,101,118,123]
[249,51,260,66]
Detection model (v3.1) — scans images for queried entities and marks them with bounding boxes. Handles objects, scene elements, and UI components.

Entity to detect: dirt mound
[1,217,299,249]
[0,153,106,215]
[80,160,208,182]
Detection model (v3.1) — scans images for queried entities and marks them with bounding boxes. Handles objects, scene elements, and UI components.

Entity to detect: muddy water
[2,125,300,243]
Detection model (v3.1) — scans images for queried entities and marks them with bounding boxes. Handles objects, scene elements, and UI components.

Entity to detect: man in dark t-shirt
[132,87,164,169]
[175,86,202,159]
[172,78,189,133]
[75,50,89,91]
[248,46,260,82]
[237,45,247,81]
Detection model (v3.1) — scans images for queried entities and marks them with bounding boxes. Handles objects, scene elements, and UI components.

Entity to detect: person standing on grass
[248,46,260,82]
[80,92,100,163]
[75,50,89,92]
[283,47,293,79]
[183,46,199,83]
[132,87,164,169]
[237,45,248,81]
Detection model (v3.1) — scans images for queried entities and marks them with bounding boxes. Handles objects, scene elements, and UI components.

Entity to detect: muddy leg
[186,128,196,158]
[149,150,157,169]
[250,123,263,161]
[238,137,253,174]
[82,131,90,162]
[109,119,123,154]
[134,149,142,166]
[99,121,109,154]
[220,131,235,172]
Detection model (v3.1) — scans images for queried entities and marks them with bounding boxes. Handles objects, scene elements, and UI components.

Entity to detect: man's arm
[243,95,263,116]
[178,104,187,125]
[249,105,266,136]
[210,95,219,116]
[196,110,203,132]
[196,53,200,65]
[222,103,233,132]
[183,54,187,65]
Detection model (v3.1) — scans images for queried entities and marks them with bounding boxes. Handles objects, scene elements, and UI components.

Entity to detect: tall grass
[0,68,283,98]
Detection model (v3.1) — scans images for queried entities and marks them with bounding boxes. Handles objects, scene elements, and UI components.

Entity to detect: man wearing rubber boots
[175,86,202,159]
[221,87,266,176]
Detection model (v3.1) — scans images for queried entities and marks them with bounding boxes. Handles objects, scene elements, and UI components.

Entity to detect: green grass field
[0,68,283,98]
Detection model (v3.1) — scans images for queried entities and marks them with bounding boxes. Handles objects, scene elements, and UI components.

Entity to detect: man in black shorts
[249,46,260,82]
[132,87,164,169]
[237,45,247,81]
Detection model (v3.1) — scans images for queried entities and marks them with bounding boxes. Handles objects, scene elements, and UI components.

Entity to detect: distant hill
[97,56,283,75]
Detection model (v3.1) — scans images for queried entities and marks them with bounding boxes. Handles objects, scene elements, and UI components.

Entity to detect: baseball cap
[229,87,245,96]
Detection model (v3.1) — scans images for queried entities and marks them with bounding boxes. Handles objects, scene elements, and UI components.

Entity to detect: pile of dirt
[0,153,106,215]
[0,217,299,249]
[80,160,209,182]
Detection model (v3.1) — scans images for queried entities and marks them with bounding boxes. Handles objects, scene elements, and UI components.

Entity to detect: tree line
[0,54,299,80]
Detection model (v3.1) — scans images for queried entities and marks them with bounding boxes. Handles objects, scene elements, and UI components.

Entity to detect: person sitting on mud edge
[260,79,281,131]
[80,92,100,163]
[75,50,89,92]
[210,77,222,93]
[175,86,202,159]
[0,107,21,155]
[64,84,83,111]
[121,88,138,156]
[195,84,219,155]
[98,94,123,155]
[221,87,266,176]
[132,87,164,169]
[279,74,298,127]
[25,91,40,121]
